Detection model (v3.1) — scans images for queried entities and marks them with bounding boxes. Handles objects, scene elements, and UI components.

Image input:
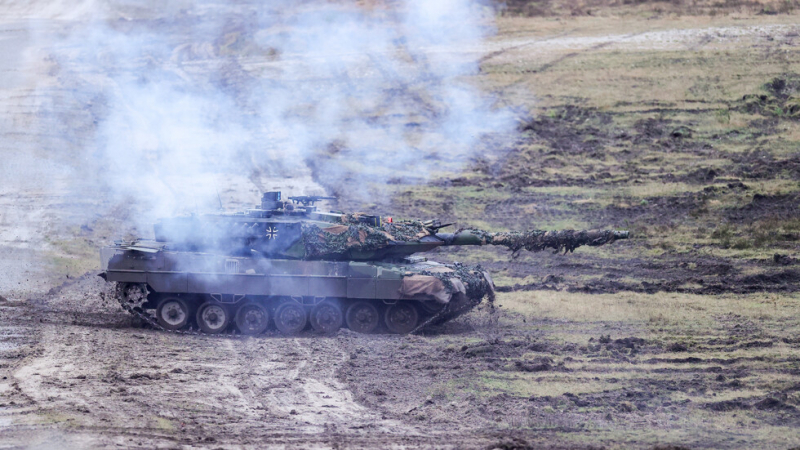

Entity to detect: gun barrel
[436,229,629,253]
[612,230,630,240]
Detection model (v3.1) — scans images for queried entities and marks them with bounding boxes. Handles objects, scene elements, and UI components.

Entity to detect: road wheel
[274,302,307,335]
[310,301,343,335]
[156,297,190,331]
[196,302,230,334]
[234,303,269,335]
[345,301,380,334]
[384,302,419,334]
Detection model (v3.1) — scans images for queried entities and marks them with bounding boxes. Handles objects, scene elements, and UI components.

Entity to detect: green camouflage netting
[300,217,433,259]
[419,262,495,303]
[472,229,626,254]
[300,217,627,259]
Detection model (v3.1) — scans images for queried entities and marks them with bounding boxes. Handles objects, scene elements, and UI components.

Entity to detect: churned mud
[0,276,466,448]
[3,273,799,449]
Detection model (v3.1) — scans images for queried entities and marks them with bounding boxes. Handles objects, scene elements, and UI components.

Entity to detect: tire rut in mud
[2,274,485,448]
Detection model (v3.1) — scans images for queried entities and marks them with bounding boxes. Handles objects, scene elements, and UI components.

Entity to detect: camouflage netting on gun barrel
[471,229,624,254]
[300,215,624,259]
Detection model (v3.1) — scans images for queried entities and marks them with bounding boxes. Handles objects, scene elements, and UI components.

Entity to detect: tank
[99,191,629,335]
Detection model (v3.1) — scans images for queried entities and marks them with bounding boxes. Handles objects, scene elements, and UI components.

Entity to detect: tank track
[113,283,474,337]
[114,283,223,337]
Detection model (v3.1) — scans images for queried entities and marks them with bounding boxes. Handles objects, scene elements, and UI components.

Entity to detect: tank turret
[150,191,628,260]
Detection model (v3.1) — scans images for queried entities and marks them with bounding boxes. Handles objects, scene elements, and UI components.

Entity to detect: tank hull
[101,245,494,335]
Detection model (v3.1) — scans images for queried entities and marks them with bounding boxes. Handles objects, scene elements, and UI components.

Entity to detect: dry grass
[402,5,800,449]
[482,372,617,397]
[498,0,800,18]
[497,290,800,324]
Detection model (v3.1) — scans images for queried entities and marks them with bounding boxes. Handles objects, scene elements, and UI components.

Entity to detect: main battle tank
[100,191,629,335]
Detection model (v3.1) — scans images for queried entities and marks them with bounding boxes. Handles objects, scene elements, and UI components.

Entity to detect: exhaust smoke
[15,0,514,232]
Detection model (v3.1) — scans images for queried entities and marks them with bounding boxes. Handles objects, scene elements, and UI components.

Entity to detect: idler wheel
[156,297,190,331]
[345,301,380,334]
[310,301,343,335]
[235,303,269,335]
[274,302,307,335]
[121,283,148,310]
[419,301,446,315]
[384,302,419,334]
[196,302,230,334]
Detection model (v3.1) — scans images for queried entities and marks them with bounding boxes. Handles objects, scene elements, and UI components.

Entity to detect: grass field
[334,6,800,448]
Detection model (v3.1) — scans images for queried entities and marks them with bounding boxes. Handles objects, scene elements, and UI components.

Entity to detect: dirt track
[1,276,460,448]
[4,270,800,449]
[2,3,800,450]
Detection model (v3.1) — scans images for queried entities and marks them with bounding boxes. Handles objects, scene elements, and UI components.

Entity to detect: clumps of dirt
[667,342,689,352]
[517,105,614,155]
[488,239,799,296]
[496,275,562,293]
[727,192,800,223]
[596,192,701,225]
[755,397,798,411]
[448,101,721,191]
[457,339,530,359]
[478,105,619,189]
[564,268,800,295]
[741,74,800,120]
[585,336,654,357]
[737,270,800,286]
[732,150,800,181]
[628,115,716,160]
[496,0,800,16]
[726,181,750,190]
[682,167,720,183]
[704,398,751,412]
[775,254,799,265]
[738,340,774,349]
[485,435,535,450]
[337,302,800,445]
[705,396,797,413]
[633,118,696,149]
[511,357,553,372]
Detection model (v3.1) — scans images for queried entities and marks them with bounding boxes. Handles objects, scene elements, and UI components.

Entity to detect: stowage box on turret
[100,191,629,335]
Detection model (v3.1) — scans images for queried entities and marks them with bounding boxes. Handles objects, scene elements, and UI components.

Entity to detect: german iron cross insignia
[266,226,279,239]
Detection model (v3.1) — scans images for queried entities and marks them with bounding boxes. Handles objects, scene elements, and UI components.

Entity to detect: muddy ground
[3,1,800,450]
[6,271,799,449]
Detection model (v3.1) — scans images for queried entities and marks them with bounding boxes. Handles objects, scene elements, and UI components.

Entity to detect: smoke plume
[21,0,512,227]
